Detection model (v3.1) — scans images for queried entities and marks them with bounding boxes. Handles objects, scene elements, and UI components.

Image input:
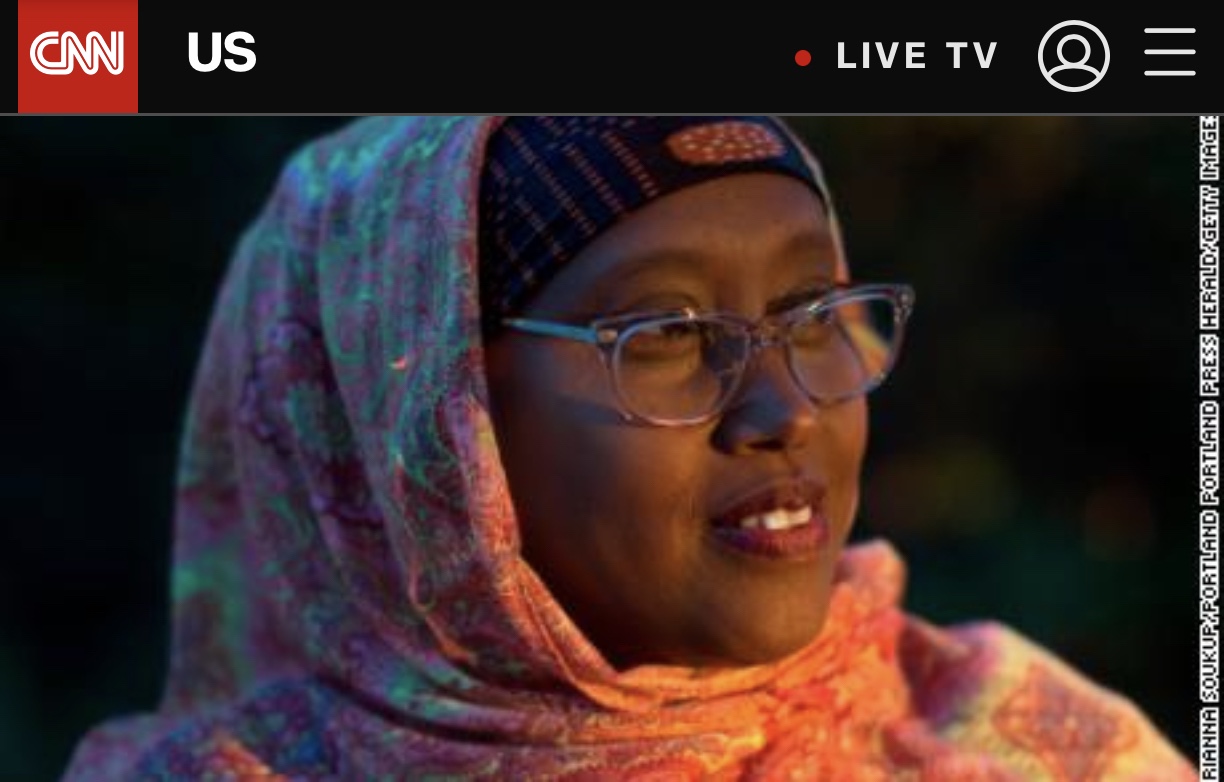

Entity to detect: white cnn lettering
[31,31,123,76]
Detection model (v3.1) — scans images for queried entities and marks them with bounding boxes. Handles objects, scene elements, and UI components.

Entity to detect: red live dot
[795,50,812,66]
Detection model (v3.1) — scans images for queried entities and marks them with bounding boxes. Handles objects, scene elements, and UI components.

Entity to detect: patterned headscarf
[478,116,827,333]
[63,116,1194,780]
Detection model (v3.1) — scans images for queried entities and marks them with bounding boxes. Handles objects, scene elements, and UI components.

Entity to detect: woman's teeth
[738,506,812,531]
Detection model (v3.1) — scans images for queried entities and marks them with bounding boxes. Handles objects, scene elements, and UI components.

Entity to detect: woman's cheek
[829,404,868,533]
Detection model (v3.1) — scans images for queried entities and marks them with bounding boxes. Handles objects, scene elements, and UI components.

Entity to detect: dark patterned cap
[478,116,829,336]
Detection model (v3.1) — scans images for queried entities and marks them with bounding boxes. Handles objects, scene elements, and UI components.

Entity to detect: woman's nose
[711,345,820,455]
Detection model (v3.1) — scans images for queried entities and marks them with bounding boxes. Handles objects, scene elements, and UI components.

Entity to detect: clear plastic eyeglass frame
[501,282,916,427]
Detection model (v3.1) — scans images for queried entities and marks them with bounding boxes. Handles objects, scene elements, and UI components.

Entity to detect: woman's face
[484,173,867,669]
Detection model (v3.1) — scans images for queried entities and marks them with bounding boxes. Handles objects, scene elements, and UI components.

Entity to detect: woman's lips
[708,479,830,560]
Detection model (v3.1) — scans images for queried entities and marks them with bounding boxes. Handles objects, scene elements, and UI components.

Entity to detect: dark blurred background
[0,117,1197,780]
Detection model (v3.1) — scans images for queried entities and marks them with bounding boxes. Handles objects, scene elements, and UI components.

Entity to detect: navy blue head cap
[478,116,829,336]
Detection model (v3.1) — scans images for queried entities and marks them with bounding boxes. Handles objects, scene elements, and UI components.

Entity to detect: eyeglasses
[503,282,915,427]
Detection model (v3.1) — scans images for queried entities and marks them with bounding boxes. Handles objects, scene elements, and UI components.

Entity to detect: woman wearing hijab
[63,117,1194,780]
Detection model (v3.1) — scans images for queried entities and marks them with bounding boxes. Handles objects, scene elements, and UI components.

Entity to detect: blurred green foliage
[0,117,1197,780]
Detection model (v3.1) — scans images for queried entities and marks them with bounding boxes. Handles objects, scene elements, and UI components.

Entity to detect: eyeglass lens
[613,293,904,422]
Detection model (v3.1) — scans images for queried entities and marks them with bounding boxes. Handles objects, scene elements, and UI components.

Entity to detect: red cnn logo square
[18,0,139,113]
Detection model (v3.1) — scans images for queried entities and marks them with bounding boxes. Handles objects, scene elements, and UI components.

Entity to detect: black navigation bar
[13,6,1224,113]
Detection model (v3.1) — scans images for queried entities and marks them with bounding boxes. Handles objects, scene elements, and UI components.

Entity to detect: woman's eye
[791,311,837,349]
[623,321,704,360]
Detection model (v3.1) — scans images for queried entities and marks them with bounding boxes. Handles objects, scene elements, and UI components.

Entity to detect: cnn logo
[30,31,123,75]
[18,0,138,112]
